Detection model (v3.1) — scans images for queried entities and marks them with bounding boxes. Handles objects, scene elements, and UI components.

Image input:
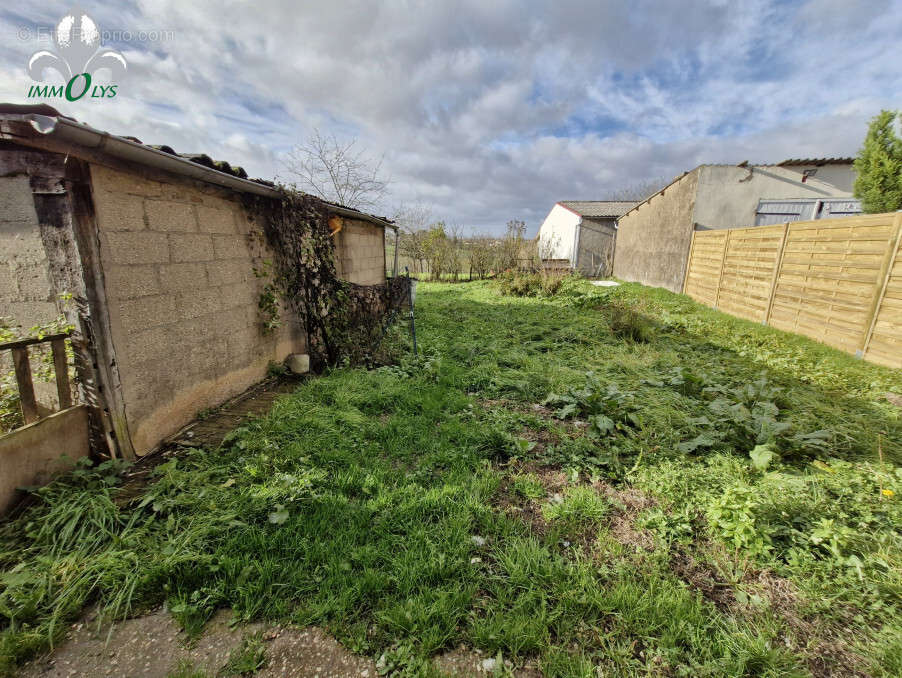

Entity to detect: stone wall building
[613,159,857,292]
[0,106,395,458]
[536,201,635,277]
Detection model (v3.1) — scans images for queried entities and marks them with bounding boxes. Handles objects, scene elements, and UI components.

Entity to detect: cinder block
[159,182,203,203]
[226,326,259,357]
[172,286,224,321]
[104,264,159,300]
[217,281,256,309]
[178,312,231,346]
[159,262,208,292]
[169,233,214,262]
[90,163,161,197]
[6,300,60,328]
[234,211,255,235]
[93,191,145,231]
[145,200,197,232]
[122,323,177,364]
[0,176,38,223]
[0,226,46,262]
[115,294,177,334]
[0,263,17,300]
[206,259,249,286]
[200,193,236,211]
[197,205,238,234]
[212,234,248,260]
[186,337,228,378]
[103,231,169,265]
[119,356,175,416]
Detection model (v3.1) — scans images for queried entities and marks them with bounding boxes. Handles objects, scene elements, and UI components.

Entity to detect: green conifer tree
[853,110,902,213]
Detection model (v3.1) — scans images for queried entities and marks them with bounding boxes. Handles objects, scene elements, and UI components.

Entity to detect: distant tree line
[392,212,538,281]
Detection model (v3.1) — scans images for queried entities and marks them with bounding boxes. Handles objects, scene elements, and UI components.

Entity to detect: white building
[536,201,635,276]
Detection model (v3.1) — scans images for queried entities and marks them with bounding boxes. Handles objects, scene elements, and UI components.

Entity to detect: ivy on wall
[253,189,398,370]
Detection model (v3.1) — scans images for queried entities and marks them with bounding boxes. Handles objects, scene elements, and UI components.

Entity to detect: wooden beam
[11,347,39,424]
[0,332,70,351]
[763,222,790,325]
[51,338,72,409]
[682,229,697,294]
[713,230,731,310]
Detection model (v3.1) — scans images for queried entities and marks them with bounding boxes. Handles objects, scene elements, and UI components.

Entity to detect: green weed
[511,474,545,500]
[542,486,610,527]
[220,632,266,675]
[0,279,899,676]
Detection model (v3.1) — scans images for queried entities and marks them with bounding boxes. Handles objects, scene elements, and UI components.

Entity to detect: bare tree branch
[283,129,389,210]
[607,177,669,202]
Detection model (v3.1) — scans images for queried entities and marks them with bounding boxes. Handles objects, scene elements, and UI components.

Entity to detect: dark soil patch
[669,550,869,678]
[669,550,737,612]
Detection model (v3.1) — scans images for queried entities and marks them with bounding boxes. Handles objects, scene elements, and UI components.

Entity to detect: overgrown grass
[0,279,900,676]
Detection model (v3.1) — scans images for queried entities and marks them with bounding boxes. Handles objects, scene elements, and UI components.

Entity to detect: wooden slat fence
[0,332,74,427]
[682,212,902,368]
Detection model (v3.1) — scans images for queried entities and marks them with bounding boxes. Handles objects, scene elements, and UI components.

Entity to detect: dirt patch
[517,426,559,455]
[669,550,869,678]
[608,514,656,553]
[669,550,737,612]
[259,627,377,678]
[886,392,902,409]
[496,464,658,556]
[592,480,657,553]
[747,571,868,678]
[19,608,377,678]
[434,646,542,677]
[495,474,550,539]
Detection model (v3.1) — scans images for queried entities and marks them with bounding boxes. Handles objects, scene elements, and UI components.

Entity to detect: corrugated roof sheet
[558,201,637,218]
[778,158,854,166]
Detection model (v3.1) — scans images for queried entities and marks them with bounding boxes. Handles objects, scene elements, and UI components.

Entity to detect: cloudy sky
[2,1,901,234]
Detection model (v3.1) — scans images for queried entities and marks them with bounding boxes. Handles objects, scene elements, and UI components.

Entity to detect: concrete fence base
[0,405,91,515]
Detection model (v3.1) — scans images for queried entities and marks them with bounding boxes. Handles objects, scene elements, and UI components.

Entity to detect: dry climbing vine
[256,189,398,370]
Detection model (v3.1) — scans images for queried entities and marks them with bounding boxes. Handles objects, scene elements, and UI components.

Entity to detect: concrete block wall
[334,218,386,285]
[613,170,700,292]
[692,165,856,231]
[0,175,61,329]
[89,163,305,455]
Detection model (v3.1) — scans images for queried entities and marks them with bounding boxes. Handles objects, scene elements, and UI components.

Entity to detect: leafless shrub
[284,129,388,210]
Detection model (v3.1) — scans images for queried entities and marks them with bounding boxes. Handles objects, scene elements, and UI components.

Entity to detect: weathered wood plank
[51,338,72,409]
[11,347,39,424]
[0,332,70,351]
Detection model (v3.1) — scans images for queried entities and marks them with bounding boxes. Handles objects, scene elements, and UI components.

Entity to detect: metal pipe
[16,114,401,230]
[392,228,400,277]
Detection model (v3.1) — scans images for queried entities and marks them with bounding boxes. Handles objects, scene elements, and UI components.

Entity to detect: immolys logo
[26,8,126,101]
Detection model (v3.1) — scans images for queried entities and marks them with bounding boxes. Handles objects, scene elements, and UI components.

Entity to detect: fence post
[713,229,731,310]
[859,212,902,358]
[51,338,72,409]
[11,347,39,424]
[763,221,790,325]
[682,230,697,294]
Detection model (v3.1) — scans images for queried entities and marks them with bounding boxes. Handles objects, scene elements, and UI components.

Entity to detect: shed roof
[0,103,395,230]
[777,157,854,166]
[558,201,636,218]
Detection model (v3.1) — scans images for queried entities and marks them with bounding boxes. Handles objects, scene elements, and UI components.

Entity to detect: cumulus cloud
[1,0,900,234]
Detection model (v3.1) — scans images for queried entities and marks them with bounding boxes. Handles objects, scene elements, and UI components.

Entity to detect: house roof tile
[558,201,637,218]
